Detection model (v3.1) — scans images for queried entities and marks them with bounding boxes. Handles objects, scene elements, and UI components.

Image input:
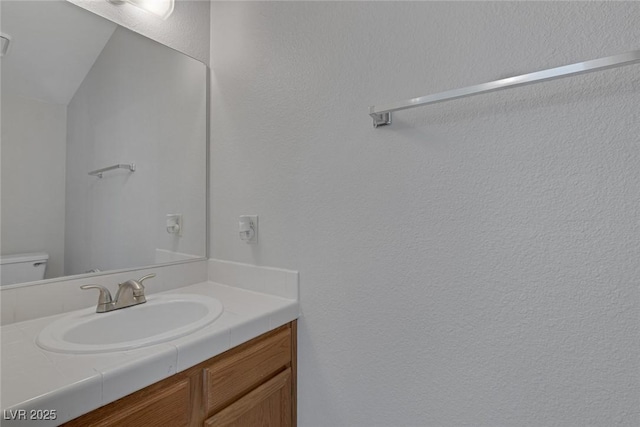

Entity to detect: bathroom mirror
[0,0,207,286]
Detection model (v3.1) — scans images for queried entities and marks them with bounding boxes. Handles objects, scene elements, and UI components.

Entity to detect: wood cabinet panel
[205,327,291,416]
[204,369,292,427]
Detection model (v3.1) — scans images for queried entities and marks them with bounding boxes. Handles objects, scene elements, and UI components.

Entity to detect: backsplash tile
[208,259,298,300]
[235,263,266,293]
[0,291,16,324]
[14,284,65,323]
[0,260,208,326]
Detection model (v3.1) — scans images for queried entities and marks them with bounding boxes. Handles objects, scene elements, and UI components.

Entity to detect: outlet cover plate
[239,215,258,244]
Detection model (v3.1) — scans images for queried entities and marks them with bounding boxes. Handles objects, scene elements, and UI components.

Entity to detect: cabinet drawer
[204,368,292,427]
[205,327,291,416]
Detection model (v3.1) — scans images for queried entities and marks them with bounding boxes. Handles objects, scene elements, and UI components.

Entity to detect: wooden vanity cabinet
[63,321,297,427]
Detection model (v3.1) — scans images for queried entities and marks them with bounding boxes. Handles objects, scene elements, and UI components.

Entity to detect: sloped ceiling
[1,0,117,105]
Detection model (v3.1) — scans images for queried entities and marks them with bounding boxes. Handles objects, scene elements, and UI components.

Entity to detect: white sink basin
[37,294,223,354]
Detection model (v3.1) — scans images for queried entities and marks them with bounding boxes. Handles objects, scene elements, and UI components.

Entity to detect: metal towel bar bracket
[369,50,640,128]
[89,163,136,178]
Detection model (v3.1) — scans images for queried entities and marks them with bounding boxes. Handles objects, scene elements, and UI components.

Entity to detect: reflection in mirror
[0,0,207,287]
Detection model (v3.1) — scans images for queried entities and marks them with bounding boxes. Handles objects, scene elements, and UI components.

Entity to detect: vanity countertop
[0,281,299,426]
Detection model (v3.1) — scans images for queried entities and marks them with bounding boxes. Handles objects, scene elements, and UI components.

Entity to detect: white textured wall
[1,94,66,279]
[210,2,640,426]
[67,0,210,63]
[66,27,206,276]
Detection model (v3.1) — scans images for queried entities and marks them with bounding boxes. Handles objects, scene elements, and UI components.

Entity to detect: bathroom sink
[37,294,223,354]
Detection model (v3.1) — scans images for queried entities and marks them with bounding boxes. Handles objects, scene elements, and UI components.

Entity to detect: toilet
[0,252,49,286]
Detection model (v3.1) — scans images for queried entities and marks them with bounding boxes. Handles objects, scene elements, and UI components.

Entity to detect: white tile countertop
[0,281,299,426]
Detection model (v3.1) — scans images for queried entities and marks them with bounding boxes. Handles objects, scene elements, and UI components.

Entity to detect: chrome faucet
[81,274,155,313]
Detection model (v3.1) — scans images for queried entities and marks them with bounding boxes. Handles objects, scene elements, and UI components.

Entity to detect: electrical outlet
[239,215,258,244]
[166,213,183,236]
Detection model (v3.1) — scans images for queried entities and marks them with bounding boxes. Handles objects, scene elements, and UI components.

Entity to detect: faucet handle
[137,273,156,286]
[80,284,113,307]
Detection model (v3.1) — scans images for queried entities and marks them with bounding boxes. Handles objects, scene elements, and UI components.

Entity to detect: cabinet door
[204,368,292,427]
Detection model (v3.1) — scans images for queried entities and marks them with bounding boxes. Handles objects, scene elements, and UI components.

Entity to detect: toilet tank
[0,252,49,286]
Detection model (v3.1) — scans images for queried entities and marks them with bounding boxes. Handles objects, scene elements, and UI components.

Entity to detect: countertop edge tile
[1,374,103,427]
[174,318,231,372]
[100,344,178,405]
[269,303,300,330]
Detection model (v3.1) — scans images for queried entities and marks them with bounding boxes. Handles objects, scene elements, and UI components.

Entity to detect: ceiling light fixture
[108,0,174,20]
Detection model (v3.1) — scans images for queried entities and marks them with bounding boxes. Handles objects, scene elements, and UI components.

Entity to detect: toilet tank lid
[0,252,49,265]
